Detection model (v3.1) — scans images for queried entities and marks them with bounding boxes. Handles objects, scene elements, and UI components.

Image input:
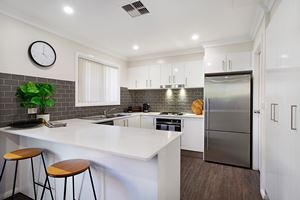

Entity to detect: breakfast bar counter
[0,119,181,200]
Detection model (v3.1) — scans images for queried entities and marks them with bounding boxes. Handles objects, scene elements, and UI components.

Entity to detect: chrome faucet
[103,107,117,117]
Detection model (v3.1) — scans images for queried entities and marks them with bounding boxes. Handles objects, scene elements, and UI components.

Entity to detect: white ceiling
[0,0,263,60]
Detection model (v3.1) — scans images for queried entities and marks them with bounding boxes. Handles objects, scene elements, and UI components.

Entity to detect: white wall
[0,13,128,87]
[128,52,204,67]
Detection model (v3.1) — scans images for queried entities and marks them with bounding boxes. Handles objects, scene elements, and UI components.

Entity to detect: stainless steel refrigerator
[204,72,252,168]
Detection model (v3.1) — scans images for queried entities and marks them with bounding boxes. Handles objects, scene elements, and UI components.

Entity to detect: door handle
[146,80,148,87]
[228,60,232,71]
[254,110,260,114]
[291,105,297,130]
[271,103,279,122]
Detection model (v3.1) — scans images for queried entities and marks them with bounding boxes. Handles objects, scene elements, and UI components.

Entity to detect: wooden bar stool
[0,148,54,200]
[40,159,97,200]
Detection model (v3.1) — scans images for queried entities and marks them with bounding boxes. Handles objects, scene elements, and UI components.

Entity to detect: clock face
[28,41,56,67]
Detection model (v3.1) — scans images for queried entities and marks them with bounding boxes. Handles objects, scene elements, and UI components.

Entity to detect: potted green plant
[16,81,56,122]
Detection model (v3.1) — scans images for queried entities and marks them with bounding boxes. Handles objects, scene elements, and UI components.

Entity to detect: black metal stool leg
[31,158,37,200]
[41,153,54,200]
[0,160,7,183]
[72,176,75,200]
[88,167,97,200]
[63,177,67,200]
[40,176,48,200]
[11,160,19,200]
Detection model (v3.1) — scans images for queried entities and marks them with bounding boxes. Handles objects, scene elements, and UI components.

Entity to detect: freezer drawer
[204,130,251,168]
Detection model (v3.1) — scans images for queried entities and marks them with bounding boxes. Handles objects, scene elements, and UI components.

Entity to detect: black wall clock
[28,41,56,67]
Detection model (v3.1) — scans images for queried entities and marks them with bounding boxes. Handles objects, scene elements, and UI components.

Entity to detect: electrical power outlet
[27,108,38,114]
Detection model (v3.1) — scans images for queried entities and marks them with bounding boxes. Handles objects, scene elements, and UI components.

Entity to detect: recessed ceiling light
[192,34,199,41]
[63,6,74,15]
[132,45,139,50]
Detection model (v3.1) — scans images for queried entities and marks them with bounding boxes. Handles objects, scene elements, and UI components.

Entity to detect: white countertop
[0,119,182,161]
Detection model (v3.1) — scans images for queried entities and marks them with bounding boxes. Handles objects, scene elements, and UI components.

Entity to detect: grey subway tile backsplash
[0,72,203,127]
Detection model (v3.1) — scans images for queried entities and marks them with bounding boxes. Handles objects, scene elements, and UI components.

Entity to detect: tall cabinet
[264,0,300,199]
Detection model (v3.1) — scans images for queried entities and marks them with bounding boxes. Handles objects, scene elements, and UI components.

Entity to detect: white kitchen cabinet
[114,118,127,127]
[185,61,204,88]
[171,63,186,85]
[127,115,141,128]
[204,52,252,73]
[160,64,173,85]
[264,1,300,199]
[148,65,161,89]
[227,52,252,72]
[128,66,147,89]
[141,116,156,129]
[181,118,204,152]
[204,54,226,73]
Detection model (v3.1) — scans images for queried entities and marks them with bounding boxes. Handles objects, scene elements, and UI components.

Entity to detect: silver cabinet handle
[222,60,226,71]
[206,131,209,151]
[150,80,152,87]
[291,105,297,130]
[228,60,232,71]
[173,75,175,83]
[254,110,260,114]
[271,103,279,122]
[185,78,187,86]
[153,118,156,126]
[123,120,126,126]
[146,80,148,87]
[169,76,171,84]
[182,119,184,128]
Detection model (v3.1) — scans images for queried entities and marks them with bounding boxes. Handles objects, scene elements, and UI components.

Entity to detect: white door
[185,61,204,88]
[140,116,156,129]
[204,54,226,73]
[227,52,252,72]
[160,64,172,85]
[181,118,204,152]
[127,116,141,128]
[172,63,185,85]
[114,119,127,127]
[148,65,161,89]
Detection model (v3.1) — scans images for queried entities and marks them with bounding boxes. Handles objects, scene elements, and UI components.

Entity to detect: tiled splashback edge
[0,72,203,127]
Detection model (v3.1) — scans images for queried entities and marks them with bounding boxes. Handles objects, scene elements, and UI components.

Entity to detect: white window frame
[75,52,120,107]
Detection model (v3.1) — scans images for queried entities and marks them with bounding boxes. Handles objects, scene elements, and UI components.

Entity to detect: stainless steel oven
[156,118,182,132]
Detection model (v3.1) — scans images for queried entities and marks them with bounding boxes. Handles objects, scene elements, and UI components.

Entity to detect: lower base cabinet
[114,116,141,128]
[140,116,156,129]
[181,118,204,152]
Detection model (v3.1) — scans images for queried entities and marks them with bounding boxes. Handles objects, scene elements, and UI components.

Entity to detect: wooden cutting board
[191,99,204,115]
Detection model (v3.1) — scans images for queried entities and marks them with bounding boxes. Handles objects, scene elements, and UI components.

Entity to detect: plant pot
[36,114,50,122]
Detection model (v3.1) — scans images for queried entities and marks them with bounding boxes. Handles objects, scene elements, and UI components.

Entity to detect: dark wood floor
[5,152,262,200]
[3,193,32,200]
[181,151,262,200]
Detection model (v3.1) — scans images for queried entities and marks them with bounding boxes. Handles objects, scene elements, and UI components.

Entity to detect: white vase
[37,114,50,122]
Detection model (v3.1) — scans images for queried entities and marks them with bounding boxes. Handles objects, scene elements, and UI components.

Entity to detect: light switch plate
[28,108,38,114]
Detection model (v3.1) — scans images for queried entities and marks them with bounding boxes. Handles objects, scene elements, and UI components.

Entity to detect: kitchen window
[75,54,120,107]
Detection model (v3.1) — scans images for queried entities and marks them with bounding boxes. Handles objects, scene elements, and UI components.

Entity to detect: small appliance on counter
[143,103,150,113]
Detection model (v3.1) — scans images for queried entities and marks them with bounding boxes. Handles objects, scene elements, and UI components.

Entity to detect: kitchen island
[0,118,181,200]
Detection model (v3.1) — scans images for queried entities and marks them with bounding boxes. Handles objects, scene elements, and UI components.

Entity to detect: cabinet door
[148,65,161,89]
[204,54,226,73]
[127,116,141,128]
[181,118,204,152]
[227,52,252,72]
[160,64,173,85]
[185,61,204,88]
[114,119,127,127]
[140,116,156,129]
[128,66,147,89]
[172,63,185,85]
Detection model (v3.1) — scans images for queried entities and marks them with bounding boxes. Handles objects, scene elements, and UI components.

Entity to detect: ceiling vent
[122,1,150,18]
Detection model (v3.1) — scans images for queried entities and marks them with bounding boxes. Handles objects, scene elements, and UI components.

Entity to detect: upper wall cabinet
[185,61,204,88]
[128,65,161,90]
[128,61,204,90]
[205,51,252,73]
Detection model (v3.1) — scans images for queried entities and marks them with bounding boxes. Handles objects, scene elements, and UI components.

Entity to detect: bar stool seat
[4,148,43,161]
[0,148,54,200]
[41,159,97,200]
[47,159,90,177]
